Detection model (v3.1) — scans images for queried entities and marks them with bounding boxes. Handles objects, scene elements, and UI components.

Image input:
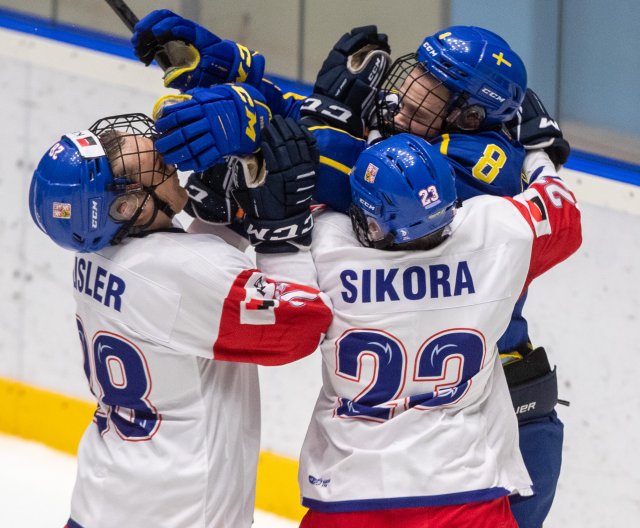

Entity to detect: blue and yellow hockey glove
[153,84,271,172]
[132,9,266,91]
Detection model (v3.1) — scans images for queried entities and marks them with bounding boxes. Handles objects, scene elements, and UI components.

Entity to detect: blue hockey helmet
[377,26,526,136]
[417,26,527,126]
[349,133,458,249]
[29,114,169,253]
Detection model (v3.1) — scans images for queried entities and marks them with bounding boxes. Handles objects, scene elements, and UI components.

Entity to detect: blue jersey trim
[302,486,510,512]
[66,519,84,528]
[2,7,638,186]
[565,149,640,187]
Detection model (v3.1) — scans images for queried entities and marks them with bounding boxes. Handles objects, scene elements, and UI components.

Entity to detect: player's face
[111,135,187,224]
[394,66,450,139]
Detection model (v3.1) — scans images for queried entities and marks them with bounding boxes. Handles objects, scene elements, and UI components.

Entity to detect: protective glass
[88,113,177,243]
[377,55,451,139]
[90,113,176,192]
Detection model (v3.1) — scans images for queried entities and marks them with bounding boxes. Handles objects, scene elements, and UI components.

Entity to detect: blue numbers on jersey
[335,328,486,421]
[76,317,161,440]
[410,329,485,409]
[336,330,407,421]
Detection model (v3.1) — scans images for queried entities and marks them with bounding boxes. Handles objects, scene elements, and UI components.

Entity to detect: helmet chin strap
[109,188,177,245]
[150,190,178,219]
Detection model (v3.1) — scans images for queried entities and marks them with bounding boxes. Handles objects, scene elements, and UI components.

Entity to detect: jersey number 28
[77,316,161,441]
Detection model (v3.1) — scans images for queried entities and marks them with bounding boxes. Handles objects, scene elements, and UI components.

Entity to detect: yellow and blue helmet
[418,26,527,127]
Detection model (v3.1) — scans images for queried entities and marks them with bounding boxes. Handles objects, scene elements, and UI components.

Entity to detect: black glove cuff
[184,169,238,224]
[243,210,313,245]
[503,346,551,386]
[300,94,365,137]
[546,137,571,167]
[509,368,559,423]
[254,232,312,254]
[504,346,561,423]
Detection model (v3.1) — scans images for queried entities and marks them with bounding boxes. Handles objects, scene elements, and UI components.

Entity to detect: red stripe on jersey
[506,177,582,294]
[213,269,332,366]
[300,496,517,528]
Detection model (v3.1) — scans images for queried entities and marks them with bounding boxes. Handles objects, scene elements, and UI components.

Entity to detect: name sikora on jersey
[340,261,475,304]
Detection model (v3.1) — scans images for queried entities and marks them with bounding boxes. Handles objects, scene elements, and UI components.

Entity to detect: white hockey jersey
[67,229,331,528]
[292,169,582,512]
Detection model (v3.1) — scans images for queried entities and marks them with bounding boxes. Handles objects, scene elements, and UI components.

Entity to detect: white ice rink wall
[0,20,639,528]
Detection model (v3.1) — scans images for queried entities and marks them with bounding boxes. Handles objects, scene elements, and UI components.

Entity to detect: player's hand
[132,9,266,91]
[233,116,319,253]
[153,84,271,172]
[507,88,570,168]
[300,26,391,137]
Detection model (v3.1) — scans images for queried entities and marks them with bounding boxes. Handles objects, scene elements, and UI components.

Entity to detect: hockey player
[129,14,570,526]
[237,132,582,527]
[297,26,571,528]
[28,112,331,528]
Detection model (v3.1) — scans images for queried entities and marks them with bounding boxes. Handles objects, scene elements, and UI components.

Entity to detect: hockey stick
[104,0,171,70]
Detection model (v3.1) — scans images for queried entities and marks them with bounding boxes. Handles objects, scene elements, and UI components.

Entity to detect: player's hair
[99,130,127,172]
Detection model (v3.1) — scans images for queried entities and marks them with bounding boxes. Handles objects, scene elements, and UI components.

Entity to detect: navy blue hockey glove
[507,88,571,169]
[183,163,241,224]
[132,9,266,91]
[233,116,319,253]
[300,26,391,137]
[153,84,271,172]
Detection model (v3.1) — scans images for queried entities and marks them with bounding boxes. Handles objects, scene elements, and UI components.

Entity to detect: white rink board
[1,27,639,528]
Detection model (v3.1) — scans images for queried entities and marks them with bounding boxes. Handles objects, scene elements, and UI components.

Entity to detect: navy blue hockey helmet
[378,25,527,136]
[349,133,457,249]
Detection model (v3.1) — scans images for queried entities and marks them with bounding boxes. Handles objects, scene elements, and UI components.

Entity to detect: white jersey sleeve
[73,230,331,366]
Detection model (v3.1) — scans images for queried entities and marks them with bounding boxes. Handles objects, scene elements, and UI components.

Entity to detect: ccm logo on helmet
[421,42,438,57]
[480,87,506,103]
[357,197,377,212]
[90,199,99,230]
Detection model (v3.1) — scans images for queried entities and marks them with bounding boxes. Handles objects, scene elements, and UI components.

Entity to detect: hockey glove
[183,163,241,224]
[233,116,319,253]
[132,9,266,92]
[503,346,563,423]
[507,88,571,169]
[153,84,271,172]
[300,25,391,137]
